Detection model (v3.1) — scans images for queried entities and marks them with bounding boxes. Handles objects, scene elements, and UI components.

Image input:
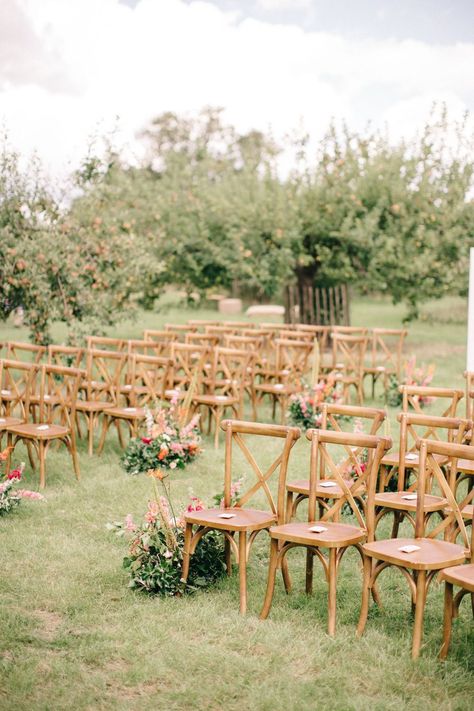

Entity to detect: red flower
[141,437,152,445]
[7,468,22,481]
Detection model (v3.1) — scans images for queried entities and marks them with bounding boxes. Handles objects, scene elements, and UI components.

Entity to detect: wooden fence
[284,284,350,325]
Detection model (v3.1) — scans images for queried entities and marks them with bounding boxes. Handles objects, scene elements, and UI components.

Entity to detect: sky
[0,0,473,178]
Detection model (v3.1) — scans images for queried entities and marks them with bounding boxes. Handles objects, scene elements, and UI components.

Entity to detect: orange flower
[158,445,169,461]
[147,468,168,480]
[0,447,11,461]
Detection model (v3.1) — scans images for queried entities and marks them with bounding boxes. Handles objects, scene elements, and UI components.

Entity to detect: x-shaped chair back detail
[170,343,209,390]
[48,345,85,369]
[128,354,173,407]
[85,349,127,403]
[86,336,127,352]
[400,385,463,417]
[371,328,407,377]
[0,359,38,420]
[222,419,301,523]
[6,341,46,364]
[331,333,367,376]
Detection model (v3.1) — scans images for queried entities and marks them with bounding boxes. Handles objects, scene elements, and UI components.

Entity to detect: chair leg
[412,570,427,659]
[285,491,294,524]
[70,436,80,481]
[225,536,232,575]
[97,415,109,455]
[88,414,95,456]
[115,419,125,449]
[38,440,46,489]
[260,538,279,619]
[391,511,401,539]
[440,582,453,660]
[327,548,337,636]
[180,523,193,584]
[279,542,292,593]
[214,408,222,449]
[357,555,372,636]
[238,531,247,615]
[305,549,314,594]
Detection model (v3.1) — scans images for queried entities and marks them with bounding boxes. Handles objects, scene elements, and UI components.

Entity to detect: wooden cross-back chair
[0,360,37,446]
[187,319,222,330]
[358,438,469,659]
[439,448,474,658]
[364,328,407,397]
[182,419,301,613]
[192,347,253,448]
[260,429,391,636]
[48,345,85,369]
[168,342,210,400]
[222,321,255,329]
[252,338,315,424]
[6,341,46,364]
[143,329,178,351]
[165,324,196,341]
[5,363,81,488]
[75,349,127,455]
[286,403,387,520]
[294,324,330,353]
[375,413,471,539]
[328,333,368,404]
[204,325,239,341]
[223,334,264,353]
[86,336,127,352]
[98,354,172,452]
[401,385,464,417]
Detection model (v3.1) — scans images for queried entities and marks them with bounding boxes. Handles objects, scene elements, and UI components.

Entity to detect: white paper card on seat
[219,513,236,519]
[1,389,11,395]
[319,481,337,487]
[398,544,420,553]
[124,407,137,412]
[309,525,328,533]
[402,493,417,500]
[215,396,228,401]
[0,418,5,423]
[405,453,418,461]
[274,384,284,390]
[37,425,50,430]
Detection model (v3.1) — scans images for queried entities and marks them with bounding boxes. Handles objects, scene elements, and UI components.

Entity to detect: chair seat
[381,451,447,468]
[76,400,111,412]
[270,521,366,548]
[103,406,146,419]
[254,383,297,395]
[184,507,275,532]
[192,394,238,406]
[444,503,473,520]
[164,389,186,400]
[0,415,24,430]
[457,458,474,475]
[363,537,467,570]
[287,478,355,499]
[439,563,474,592]
[6,422,70,439]
[374,491,447,513]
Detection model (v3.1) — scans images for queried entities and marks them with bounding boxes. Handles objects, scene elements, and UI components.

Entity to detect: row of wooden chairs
[181,418,473,659]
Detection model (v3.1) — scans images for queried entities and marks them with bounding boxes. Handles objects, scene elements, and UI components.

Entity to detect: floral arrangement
[0,449,45,516]
[287,374,345,431]
[212,477,245,508]
[121,396,202,476]
[386,356,435,408]
[108,470,225,596]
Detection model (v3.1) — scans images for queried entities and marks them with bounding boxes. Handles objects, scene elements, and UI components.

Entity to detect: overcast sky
[1,0,473,178]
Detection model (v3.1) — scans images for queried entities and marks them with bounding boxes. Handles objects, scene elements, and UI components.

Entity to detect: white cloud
[256,0,312,10]
[0,0,472,179]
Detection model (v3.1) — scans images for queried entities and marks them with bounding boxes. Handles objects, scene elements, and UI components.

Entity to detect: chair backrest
[371,328,407,377]
[170,342,210,390]
[48,345,85,369]
[295,324,330,352]
[85,349,127,402]
[143,329,178,346]
[275,338,314,378]
[396,412,471,491]
[86,336,127,352]
[0,359,38,420]
[185,333,220,348]
[331,326,368,336]
[38,364,82,428]
[400,385,463,417]
[127,354,173,406]
[331,333,368,375]
[127,339,169,357]
[6,341,46,364]
[320,403,386,436]
[165,324,195,341]
[220,419,300,523]
[306,429,391,531]
[187,320,221,330]
[279,329,314,342]
[223,334,265,352]
[208,347,253,400]
[416,439,471,551]
[222,321,255,329]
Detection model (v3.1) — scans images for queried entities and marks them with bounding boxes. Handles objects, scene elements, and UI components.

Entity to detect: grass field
[1,295,473,710]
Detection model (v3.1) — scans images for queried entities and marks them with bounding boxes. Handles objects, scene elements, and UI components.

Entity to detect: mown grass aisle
[1,296,473,710]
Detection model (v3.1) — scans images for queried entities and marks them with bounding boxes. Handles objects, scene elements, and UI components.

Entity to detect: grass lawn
[0,295,473,710]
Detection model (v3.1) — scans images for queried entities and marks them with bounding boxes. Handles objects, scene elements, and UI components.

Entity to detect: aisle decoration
[0,450,45,516]
[386,356,435,408]
[287,373,345,431]
[108,470,225,596]
[121,394,202,476]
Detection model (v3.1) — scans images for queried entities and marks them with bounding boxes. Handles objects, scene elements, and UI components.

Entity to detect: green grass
[1,295,473,710]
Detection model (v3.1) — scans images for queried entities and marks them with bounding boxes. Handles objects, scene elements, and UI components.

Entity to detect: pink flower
[170,442,184,454]
[124,513,137,532]
[15,489,45,500]
[169,461,177,469]
[186,496,204,513]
